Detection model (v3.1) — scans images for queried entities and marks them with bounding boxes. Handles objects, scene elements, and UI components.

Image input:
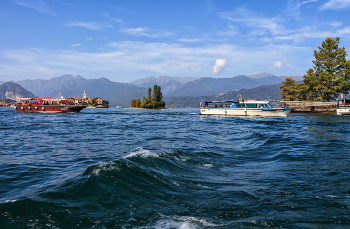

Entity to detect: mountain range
[0,73,302,107]
[163,83,284,108]
[0,82,37,100]
[16,75,148,107]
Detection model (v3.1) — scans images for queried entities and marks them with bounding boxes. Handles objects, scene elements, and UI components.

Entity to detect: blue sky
[1,0,350,82]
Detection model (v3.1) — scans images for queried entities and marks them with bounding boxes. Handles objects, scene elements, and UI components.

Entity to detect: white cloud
[213,59,228,75]
[188,66,197,70]
[274,61,283,69]
[66,22,103,30]
[102,12,123,23]
[122,27,173,38]
[330,21,343,27]
[221,9,285,36]
[71,44,81,47]
[274,58,288,69]
[179,39,201,43]
[0,42,310,81]
[15,1,56,15]
[202,61,210,67]
[319,0,350,10]
[86,38,93,41]
[301,0,319,5]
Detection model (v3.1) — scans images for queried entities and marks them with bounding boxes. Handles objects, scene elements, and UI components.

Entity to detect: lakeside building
[66,91,106,107]
[0,100,15,107]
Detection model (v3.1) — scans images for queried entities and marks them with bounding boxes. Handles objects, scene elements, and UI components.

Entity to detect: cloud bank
[319,0,350,10]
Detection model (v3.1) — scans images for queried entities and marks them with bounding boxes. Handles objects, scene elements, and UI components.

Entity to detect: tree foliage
[131,85,165,108]
[280,37,349,101]
[279,77,299,101]
[102,100,109,107]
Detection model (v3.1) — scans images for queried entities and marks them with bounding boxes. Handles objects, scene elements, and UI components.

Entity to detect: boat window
[246,103,257,108]
[43,101,49,105]
[60,101,67,105]
[236,102,244,108]
[258,104,264,108]
[51,101,58,105]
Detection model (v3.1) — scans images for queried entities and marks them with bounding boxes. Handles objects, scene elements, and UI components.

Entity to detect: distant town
[66,90,109,108]
[0,89,109,108]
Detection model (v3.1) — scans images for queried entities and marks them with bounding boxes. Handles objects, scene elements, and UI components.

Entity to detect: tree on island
[280,37,350,101]
[280,77,300,101]
[130,85,165,108]
[102,100,109,108]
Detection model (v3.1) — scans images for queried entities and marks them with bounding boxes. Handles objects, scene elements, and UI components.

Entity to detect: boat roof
[16,97,67,101]
[203,100,269,103]
[204,100,237,103]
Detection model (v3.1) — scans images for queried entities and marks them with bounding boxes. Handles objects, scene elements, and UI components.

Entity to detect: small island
[130,85,165,109]
[280,37,350,113]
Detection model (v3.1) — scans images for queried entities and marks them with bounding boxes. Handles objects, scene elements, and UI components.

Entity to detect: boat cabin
[201,100,273,109]
[337,99,350,108]
[16,98,76,107]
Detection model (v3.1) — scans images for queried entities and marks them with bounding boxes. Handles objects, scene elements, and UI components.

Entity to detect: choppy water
[1,107,350,228]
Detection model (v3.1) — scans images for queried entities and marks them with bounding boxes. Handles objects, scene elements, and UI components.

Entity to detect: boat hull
[200,108,291,117]
[15,105,85,113]
[336,108,350,115]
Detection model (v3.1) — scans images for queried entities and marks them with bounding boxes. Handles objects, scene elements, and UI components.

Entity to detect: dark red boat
[14,98,85,113]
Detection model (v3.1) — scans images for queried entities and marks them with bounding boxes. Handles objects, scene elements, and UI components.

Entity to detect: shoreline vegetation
[130,85,165,109]
[280,37,350,102]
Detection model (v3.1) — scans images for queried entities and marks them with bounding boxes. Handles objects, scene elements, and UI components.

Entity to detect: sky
[1,0,350,83]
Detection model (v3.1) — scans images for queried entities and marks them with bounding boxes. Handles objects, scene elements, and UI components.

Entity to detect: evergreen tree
[300,68,322,101]
[130,99,136,107]
[147,87,152,101]
[141,96,148,108]
[102,100,109,107]
[153,85,158,101]
[135,98,141,108]
[280,77,299,101]
[309,37,349,101]
[157,85,162,101]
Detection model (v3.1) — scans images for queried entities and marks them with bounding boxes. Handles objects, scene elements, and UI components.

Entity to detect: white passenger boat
[200,99,291,117]
[336,98,350,115]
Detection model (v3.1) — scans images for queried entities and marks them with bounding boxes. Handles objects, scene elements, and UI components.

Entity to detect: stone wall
[280,101,337,113]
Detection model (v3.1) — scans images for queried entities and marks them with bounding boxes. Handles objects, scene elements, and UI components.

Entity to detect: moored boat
[14,98,85,113]
[200,99,291,116]
[336,98,350,115]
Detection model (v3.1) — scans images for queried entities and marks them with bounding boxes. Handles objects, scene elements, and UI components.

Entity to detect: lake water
[1,107,350,228]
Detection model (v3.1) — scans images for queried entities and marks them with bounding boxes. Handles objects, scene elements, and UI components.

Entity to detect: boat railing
[338,104,350,108]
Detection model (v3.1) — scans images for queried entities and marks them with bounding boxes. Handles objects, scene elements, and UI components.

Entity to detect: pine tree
[130,99,136,107]
[157,86,162,101]
[141,96,148,108]
[310,37,349,101]
[280,77,298,101]
[153,85,158,101]
[135,98,141,108]
[147,87,152,101]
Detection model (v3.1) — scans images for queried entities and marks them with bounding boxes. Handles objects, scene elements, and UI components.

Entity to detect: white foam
[125,147,159,158]
[151,219,199,229]
[91,161,120,176]
[1,199,17,203]
[143,216,224,229]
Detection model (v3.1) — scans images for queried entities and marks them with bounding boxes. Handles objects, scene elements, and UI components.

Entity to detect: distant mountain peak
[130,75,198,86]
[248,72,274,78]
[0,82,36,100]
